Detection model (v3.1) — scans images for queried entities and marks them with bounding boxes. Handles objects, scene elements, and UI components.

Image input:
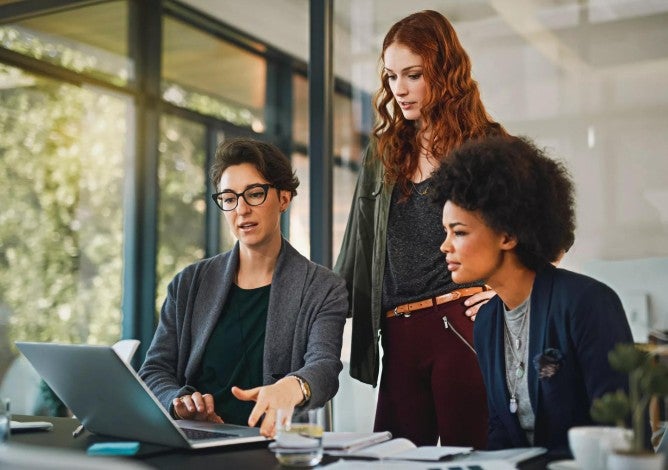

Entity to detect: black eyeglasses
[211,183,275,211]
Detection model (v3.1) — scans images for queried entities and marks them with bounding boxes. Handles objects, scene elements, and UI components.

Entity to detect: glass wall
[290,73,364,259]
[162,15,267,132]
[0,66,129,344]
[0,64,129,413]
[0,1,132,86]
[0,0,306,416]
[332,0,668,432]
[156,115,207,312]
[290,73,310,256]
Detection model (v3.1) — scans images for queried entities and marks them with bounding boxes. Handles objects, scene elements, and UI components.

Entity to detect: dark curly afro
[431,135,575,271]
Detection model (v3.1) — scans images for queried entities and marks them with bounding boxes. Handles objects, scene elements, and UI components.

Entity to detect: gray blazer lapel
[185,244,239,379]
[263,239,308,382]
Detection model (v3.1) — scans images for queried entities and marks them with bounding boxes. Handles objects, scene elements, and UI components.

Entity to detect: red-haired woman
[335,10,507,447]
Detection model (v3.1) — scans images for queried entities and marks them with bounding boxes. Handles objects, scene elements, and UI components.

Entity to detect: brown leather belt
[386,287,486,318]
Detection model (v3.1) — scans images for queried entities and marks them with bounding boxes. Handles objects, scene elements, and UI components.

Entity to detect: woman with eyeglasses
[139,138,348,437]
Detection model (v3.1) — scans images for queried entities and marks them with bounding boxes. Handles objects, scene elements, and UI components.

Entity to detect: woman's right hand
[172,392,224,423]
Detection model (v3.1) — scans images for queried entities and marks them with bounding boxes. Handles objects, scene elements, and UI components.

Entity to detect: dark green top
[193,283,270,425]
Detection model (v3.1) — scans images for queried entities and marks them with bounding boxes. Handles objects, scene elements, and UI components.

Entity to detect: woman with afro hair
[432,135,633,456]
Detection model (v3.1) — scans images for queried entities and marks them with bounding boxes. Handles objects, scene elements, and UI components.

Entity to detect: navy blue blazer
[474,265,633,455]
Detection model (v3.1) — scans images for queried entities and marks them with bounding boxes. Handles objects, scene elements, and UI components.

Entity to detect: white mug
[568,426,631,470]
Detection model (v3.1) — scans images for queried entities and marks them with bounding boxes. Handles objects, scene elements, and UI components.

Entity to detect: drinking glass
[274,407,324,467]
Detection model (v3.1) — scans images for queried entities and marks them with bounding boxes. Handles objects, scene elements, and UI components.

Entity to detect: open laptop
[15,341,268,449]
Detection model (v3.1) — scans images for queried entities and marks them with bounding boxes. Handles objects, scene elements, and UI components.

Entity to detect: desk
[10,416,551,469]
[9,415,332,469]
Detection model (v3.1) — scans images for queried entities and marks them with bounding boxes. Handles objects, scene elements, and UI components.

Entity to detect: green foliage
[0,64,124,354]
[590,390,630,427]
[640,360,668,397]
[0,63,229,375]
[0,26,128,87]
[155,115,208,312]
[592,342,668,452]
[608,343,648,373]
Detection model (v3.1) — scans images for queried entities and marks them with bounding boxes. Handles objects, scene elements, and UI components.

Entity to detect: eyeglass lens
[215,185,268,211]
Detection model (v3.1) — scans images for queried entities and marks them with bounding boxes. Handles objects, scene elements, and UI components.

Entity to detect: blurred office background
[0,0,666,430]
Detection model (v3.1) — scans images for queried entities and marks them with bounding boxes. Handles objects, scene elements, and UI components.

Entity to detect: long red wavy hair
[373,10,507,196]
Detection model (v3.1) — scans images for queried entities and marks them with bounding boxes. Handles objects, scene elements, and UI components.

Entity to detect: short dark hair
[431,135,575,271]
[209,138,299,197]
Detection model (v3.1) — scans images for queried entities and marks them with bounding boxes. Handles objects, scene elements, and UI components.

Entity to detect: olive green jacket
[334,143,393,386]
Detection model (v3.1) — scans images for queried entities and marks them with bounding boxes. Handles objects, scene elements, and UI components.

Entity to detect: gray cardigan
[139,238,348,413]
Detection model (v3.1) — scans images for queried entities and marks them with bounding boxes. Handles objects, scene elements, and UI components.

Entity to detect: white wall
[329,1,668,433]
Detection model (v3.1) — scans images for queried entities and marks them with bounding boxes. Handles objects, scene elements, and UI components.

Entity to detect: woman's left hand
[464,288,497,321]
[231,377,304,437]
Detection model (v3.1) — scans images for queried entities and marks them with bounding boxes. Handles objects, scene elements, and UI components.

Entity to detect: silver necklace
[503,304,530,414]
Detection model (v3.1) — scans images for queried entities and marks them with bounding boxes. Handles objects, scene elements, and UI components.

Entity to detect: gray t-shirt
[504,294,535,444]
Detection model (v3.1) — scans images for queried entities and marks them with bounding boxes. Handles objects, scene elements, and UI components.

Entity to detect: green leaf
[591,390,631,425]
[608,343,648,373]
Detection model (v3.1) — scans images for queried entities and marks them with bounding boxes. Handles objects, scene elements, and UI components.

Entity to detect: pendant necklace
[410,179,430,196]
[504,304,530,414]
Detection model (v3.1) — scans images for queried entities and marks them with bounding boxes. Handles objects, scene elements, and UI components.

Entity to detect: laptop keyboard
[182,427,237,440]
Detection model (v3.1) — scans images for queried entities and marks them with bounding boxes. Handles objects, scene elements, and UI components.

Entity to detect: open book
[325,435,472,461]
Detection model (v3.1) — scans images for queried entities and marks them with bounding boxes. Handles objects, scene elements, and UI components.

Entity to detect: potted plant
[591,343,668,469]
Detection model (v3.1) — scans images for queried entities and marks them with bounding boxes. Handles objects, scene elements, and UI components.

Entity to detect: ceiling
[180,0,668,93]
[2,0,667,96]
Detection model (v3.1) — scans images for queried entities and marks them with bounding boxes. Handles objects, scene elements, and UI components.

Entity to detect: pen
[72,424,85,438]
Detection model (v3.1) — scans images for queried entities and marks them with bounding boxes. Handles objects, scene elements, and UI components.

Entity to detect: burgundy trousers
[374,298,488,448]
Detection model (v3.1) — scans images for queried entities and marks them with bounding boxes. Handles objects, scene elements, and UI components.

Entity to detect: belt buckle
[394,306,410,318]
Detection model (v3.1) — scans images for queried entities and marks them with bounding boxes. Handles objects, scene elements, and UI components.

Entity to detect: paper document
[9,420,54,432]
[322,459,516,470]
[456,447,547,464]
[326,436,472,461]
[323,431,392,452]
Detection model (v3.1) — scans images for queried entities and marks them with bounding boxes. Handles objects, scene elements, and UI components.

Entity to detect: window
[162,16,267,132]
[0,1,132,86]
[0,65,129,380]
[156,115,207,313]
